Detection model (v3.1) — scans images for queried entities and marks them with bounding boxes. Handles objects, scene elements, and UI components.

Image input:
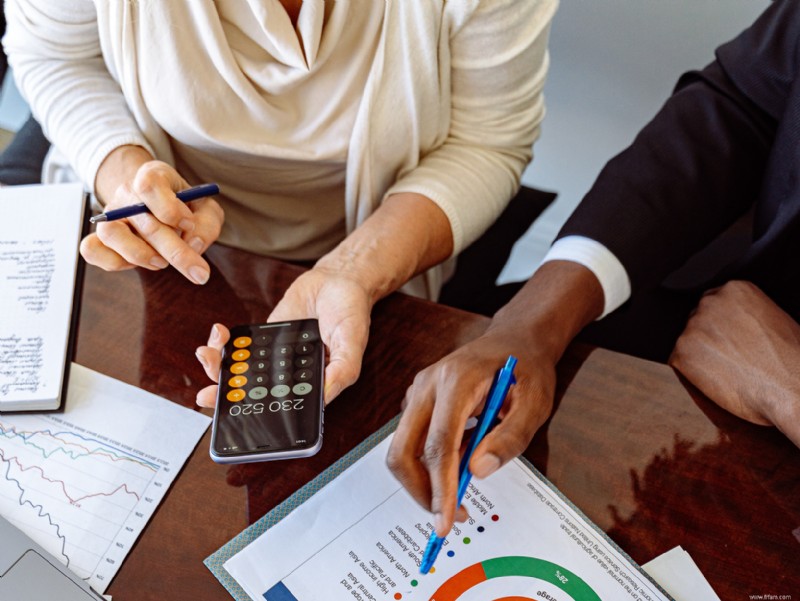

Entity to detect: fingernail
[189,266,210,285]
[324,382,342,403]
[150,256,168,269]
[210,324,222,344]
[179,218,195,232]
[195,349,208,370]
[189,237,204,254]
[471,453,501,478]
[434,512,447,536]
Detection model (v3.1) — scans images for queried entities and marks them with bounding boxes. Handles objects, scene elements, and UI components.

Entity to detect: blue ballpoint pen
[419,355,518,575]
[89,183,220,223]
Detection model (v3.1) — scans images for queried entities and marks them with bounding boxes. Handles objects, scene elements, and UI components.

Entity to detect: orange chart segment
[430,562,486,601]
[429,556,601,601]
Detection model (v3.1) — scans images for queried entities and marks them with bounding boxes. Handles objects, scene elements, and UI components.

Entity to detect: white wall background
[501,0,769,283]
[0,70,28,130]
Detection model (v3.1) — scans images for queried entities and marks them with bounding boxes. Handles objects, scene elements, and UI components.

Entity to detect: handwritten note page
[224,435,673,601]
[0,183,85,409]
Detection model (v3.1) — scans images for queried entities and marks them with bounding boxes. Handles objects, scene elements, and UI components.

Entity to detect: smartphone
[209,319,324,463]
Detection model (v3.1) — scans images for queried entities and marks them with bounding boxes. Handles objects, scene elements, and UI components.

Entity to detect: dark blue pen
[419,355,518,575]
[89,183,220,223]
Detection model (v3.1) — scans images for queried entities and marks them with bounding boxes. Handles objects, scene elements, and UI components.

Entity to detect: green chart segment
[429,556,602,601]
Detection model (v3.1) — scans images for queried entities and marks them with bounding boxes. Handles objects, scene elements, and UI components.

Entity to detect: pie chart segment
[430,556,602,601]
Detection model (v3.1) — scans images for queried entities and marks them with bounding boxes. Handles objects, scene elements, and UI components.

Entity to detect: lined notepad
[0,183,86,411]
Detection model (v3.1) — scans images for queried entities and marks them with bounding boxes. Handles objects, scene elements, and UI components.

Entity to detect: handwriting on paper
[0,239,57,314]
[0,335,44,396]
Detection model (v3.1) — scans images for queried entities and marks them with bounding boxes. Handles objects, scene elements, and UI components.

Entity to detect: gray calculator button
[273,371,291,384]
[295,356,314,368]
[248,386,269,400]
[294,369,313,381]
[254,334,272,346]
[271,384,291,398]
[292,382,313,396]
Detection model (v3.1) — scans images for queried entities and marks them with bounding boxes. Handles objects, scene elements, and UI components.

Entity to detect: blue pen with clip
[419,355,518,575]
[89,183,220,223]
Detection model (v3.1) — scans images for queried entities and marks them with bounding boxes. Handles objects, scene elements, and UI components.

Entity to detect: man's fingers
[423,375,488,536]
[387,381,437,514]
[470,386,549,479]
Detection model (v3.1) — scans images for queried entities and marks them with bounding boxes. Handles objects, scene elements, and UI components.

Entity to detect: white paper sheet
[224,435,672,601]
[0,364,211,592]
[643,546,721,601]
[0,183,85,409]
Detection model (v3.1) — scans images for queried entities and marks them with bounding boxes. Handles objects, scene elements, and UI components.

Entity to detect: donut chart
[429,556,601,601]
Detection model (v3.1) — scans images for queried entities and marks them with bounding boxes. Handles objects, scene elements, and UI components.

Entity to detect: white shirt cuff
[541,236,631,319]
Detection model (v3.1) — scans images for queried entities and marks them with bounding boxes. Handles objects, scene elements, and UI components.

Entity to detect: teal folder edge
[204,414,674,601]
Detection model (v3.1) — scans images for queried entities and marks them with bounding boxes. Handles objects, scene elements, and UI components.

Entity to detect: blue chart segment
[0,414,166,592]
[264,581,300,601]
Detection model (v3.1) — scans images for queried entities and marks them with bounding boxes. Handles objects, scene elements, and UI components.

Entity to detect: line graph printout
[223,436,673,601]
[0,363,211,593]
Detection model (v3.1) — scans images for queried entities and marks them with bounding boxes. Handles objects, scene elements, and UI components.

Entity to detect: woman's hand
[195,266,373,408]
[268,266,372,403]
[82,146,224,284]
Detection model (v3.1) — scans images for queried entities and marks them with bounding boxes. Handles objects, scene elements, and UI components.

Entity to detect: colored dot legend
[394,594,402,600]
[477,526,485,533]
[429,567,436,574]
[410,580,418,587]
[447,550,455,557]
[463,537,471,544]
[491,514,500,522]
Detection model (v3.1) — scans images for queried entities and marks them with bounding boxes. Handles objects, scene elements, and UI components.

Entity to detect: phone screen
[210,320,324,462]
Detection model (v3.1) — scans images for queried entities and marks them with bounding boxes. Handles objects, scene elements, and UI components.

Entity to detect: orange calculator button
[230,362,249,375]
[228,375,247,388]
[231,349,251,361]
[226,389,246,402]
[233,336,252,348]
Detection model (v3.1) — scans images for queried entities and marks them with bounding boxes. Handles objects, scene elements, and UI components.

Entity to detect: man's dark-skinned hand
[669,280,800,448]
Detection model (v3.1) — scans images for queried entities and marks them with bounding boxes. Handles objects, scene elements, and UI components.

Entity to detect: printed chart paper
[0,364,211,592]
[224,436,672,601]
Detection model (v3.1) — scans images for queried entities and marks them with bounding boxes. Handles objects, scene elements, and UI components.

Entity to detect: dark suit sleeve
[556,0,800,293]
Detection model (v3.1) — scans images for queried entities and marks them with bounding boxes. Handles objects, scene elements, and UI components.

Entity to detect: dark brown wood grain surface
[73,244,799,600]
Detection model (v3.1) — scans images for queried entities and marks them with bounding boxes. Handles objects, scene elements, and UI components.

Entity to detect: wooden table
[74,244,799,600]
